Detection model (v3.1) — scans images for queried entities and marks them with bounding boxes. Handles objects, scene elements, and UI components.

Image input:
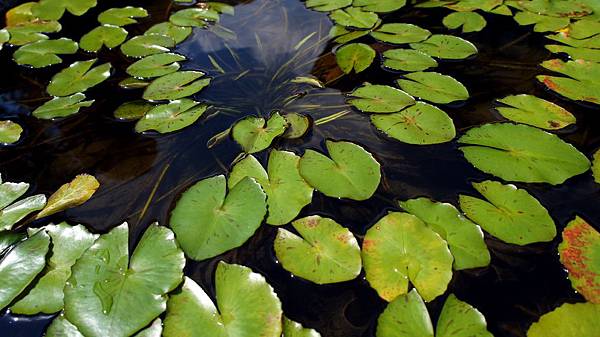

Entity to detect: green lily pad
[520,0,592,18]
[0,176,29,210]
[47,59,111,97]
[399,198,490,270]
[7,20,62,46]
[33,93,95,119]
[120,34,176,58]
[0,194,47,231]
[329,7,379,29]
[0,232,25,254]
[0,231,50,310]
[371,102,456,145]
[32,0,97,20]
[231,113,287,153]
[558,216,600,303]
[348,84,415,113]
[229,151,313,225]
[397,72,469,104]
[306,0,352,11]
[0,29,8,49]
[0,120,24,144]
[336,43,376,74]
[119,77,150,89]
[410,34,478,60]
[135,318,162,337]
[283,113,310,139]
[514,11,569,33]
[546,45,600,62]
[169,175,267,261]
[567,20,600,39]
[495,94,576,130]
[537,60,600,104]
[541,59,600,82]
[63,223,185,337]
[370,23,431,44]
[382,49,438,72]
[143,71,210,101]
[169,8,220,27]
[547,33,600,50]
[458,123,590,184]
[98,7,148,26]
[274,215,361,284]
[459,180,556,245]
[11,223,97,314]
[13,38,78,68]
[5,2,38,27]
[36,174,99,219]
[594,150,600,184]
[135,99,208,133]
[437,294,493,337]
[127,53,186,79]
[329,25,370,44]
[527,302,600,337]
[443,12,487,33]
[362,212,453,302]
[114,101,155,120]
[45,315,83,337]
[353,0,406,12]
[145,22,192,44]
[79,25,128,52]
[163,263,282,337]
[283,317,321,337]
[299,140,381,201]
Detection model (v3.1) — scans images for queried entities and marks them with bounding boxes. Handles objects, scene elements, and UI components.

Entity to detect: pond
[0,0,599,336]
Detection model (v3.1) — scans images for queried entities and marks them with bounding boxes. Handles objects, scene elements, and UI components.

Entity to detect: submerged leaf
[275,215,361,284]
[410,34,477,60]
[527,302,600,337]
[143,71,210,101]
[135,99,207,133]
[396,72,469,104]
[13,38,78,68]
[336,43,376,74]
[33,93,94,119]
[0,120,23,144]
[232,113,287,153]
[370,23,430,44]
[79,25,128,52]
[348,84,415,113]
[47,59,112,97]
[495,94,575,130]
[36,174,99,219]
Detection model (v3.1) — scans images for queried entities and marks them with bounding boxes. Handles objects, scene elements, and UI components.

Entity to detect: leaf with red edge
[558,216,600,303]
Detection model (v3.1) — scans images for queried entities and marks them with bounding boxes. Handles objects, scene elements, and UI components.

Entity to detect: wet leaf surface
[396,72,469,104]
[47,59,112,97]
[33,93,95,120]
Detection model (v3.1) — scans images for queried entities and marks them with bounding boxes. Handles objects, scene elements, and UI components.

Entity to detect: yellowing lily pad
[36,174,99,219]
[495,94,575,130]
[527,302,600,337]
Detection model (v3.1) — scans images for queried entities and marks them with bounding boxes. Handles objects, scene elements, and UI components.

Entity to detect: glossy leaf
[382,49,438,72]
[13,38,78,68]
[135,99,207,134]
[336,43,376,74]
[362,212,453,302]
[232,113,287,153]
[443,12,487,33]
[63,223,185,337]
[299,140,381,201]
[0,194,47,231]
[79,25,128,52]
[353,0,406,13]
[0,177,29,213]
[36,174,99,219]
[527,302,600,337]
[45,315,83,337]
[0,120,23,144]
[400,198,490,270]
[410,34,477,60]
[348,84,415,113]
[229,151,313,226]
[376,289,433,337]
[371,102,456,145]
[371,23,430,44]
[306,0,351,11]
[558,216,600,303]
[145,22,192,44]
[98,7,148,27]
[274,215,361,284]
[32,93,94,119]
[127,53,186,79]
[169,8,220,27]
[47,59,112,97]
[143,71,210,101]
[169,175,266,261]
[397,72,469,104]
[495,94,575,130]
[329,7,379,29]
[458,123,590,184]
[120,34,176,58]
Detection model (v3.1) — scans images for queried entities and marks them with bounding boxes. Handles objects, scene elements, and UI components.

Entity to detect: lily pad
[32,0,97,20]
[382,49,438,72]
[336,43,376,74]
[283,113,310,139]
[329,25,370,44]
[98,7,148,27]
[370,23,431,44]
[299,140,381,201]
[0,175,29,210]
[537,60,600,104]
[143,71,210,101]
[410,34,478,60]
[274,215,361,284]
[558,216,600,303]
[114,101,155,120]
[45,315,83,337]
[120,34,176,58]
[63,223,185,337]
[362,212,453,302]
[546,45,600,63]
[519,0,592,18]
[371,102,456,145]
[306,0,352,11]
[13,38,78,68]
[11,223,97,314]
[0,231,50,310]
[229,151,313,225]
[47,59,112,97]
[399,198,490,270]
[231,113,287,153]
[169,175,267,261]
[169,8,220,27]
[135,99,208,134]
[437,294,493,337]
[7,20,62,46]
[495,94,576,130]
[348,84,415,113]
[443,12,487,33]
[283,317,321,337]
[36,174,99,219]
[32,93,95,119]
[459,180,556,245]
[0,232,25,254]
[0,120,24,144]
[127,53,186,79]
[79,25,128,52]
[145,22,192,44]
[594,150,600,184]
[0,194,47,231]
[353,0,406,13]
[163,263,282,337]
[514,11,569,33]
[396,72,469,104]
[458,123,590,184]
[527,302,600,337]
[0,29,8,49]
[329,7,379,29]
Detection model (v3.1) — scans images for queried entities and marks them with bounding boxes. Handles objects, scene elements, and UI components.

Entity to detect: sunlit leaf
[231,113,287,153]
[143,71,210,101]
[545,44,600,62]
[7,20,62,46]
[169,8,220,27]
[283,317,321,337]
[13,38,78,68]
[135,99,207,133]
[169,175,266,261]
[410,34,477,60]
[79,25,128,52]
[120,34,176,58]
[329,7,379,29]
[306,0,351,11]
[47,59,112,97]
[98,7,148,27]
[495,94,575,130]
[594,150,600,184]
[0,29,8,50]
[33,93,95,119]
[283,113,310,139]
[0,176,29,210]
[443,11,486,33]
[376,289,433,337]
[370,23,430,44]
[396,72,469,104]
[5,2,38,27]
[127,53,186,79]
[527,302,600,337]
[348,84,415,113]
[382,49,438,72]
[0,194,46,231]
[36,174,100,219]
[0,120,23,144]
[537,59,600,105]
[353,0,406,13]
[45,315,83,337]
[437,294,493,337]
[32,0,97,20]
[336,43,376,74]
[519,0,592,18]
[145,22,192,44]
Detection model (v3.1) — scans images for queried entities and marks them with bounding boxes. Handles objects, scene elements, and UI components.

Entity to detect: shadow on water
[1,0,599,336]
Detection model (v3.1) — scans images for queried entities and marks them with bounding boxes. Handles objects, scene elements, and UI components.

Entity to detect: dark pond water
[1,0,599,336]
